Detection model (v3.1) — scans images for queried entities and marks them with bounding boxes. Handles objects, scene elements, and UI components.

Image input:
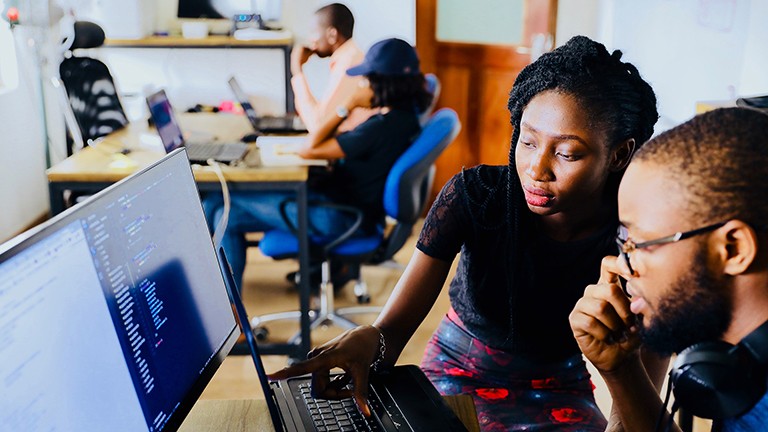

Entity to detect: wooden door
[416,0,557,200]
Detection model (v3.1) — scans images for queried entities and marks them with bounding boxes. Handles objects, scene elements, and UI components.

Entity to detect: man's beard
[638,250,733,356]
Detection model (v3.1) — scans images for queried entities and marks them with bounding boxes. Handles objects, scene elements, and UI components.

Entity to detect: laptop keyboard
[260,117,295,129]
[298,382,384,432]
[185,142,249,161]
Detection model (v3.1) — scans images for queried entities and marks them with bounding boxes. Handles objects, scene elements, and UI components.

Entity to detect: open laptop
[217,248,468,432]
[228,76,307,134]
[146,89,250,164]
[0,149,239,431]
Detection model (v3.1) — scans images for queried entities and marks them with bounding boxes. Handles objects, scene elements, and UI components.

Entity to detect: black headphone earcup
[672,341,766,419]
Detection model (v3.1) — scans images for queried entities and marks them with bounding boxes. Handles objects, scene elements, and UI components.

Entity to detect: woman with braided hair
[270,36,665,431]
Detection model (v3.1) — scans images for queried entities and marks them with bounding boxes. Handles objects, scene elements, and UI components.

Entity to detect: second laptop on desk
[146,89,250,164]
[228,76,307,135]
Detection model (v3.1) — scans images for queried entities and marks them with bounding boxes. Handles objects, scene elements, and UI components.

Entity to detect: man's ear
[718,220,759,276]
[327,27,338,45]
[610,138,636,172]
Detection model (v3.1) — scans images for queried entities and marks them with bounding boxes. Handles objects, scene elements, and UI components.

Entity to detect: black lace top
[417,165,617,362]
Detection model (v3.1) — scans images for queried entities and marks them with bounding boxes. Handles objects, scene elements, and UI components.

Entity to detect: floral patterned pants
[420,309,607,432]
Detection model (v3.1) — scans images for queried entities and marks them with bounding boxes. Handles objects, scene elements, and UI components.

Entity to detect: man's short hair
[316,3,354,40]
[633,108,768,226]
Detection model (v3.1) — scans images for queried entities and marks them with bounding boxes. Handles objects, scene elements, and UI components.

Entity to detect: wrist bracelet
[370,326,386,372]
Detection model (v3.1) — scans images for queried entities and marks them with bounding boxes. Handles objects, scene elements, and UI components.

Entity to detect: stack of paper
[256,136,328,167]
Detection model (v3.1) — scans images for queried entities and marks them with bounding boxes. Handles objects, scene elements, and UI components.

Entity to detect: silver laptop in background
[228,76,307,134]
[146,89,250,164]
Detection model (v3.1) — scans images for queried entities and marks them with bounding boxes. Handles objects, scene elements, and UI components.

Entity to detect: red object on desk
[7,6,19,23]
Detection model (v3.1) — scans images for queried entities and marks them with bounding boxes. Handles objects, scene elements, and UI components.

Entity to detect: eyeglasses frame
[615,221,727,275]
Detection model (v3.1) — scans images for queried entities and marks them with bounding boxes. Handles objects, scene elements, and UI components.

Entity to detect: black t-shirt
[416,165,618,362]
[323,109,421,228]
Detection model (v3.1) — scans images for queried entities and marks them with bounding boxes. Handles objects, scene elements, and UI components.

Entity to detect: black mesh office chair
[59,21,127,153]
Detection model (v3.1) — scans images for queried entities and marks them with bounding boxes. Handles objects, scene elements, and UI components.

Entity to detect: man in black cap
[206,38,434,291]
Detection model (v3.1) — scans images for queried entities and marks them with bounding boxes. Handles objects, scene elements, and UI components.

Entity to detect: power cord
[207,159,231,249]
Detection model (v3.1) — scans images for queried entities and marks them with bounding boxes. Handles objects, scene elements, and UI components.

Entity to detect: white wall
[0,27,50,243]
[558,0,767,134]
[83,0,414,116]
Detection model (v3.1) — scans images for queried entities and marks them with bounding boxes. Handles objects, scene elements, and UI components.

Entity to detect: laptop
[216,248,468,432]
[146,89,250,164]
[228,76,307,134]
[0,149,239,431]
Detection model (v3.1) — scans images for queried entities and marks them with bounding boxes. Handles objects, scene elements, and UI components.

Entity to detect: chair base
[250,261,382,349]
[250,305,382,345]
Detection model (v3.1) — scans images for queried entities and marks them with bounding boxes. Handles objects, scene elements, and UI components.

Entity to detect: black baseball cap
[346,38,420,77]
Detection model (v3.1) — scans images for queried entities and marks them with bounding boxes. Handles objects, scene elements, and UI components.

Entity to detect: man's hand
[569,256,640,373]
[291,45,315,76]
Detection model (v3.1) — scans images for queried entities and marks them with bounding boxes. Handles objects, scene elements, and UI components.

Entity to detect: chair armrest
[277,198,365,253]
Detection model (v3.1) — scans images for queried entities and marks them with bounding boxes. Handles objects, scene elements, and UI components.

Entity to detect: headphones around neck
[670,320,768,420]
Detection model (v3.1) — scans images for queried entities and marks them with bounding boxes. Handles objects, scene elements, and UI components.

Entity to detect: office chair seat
[259,228,384,259]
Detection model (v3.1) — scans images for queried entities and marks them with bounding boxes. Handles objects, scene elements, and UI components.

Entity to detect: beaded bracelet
[370,326,386,372]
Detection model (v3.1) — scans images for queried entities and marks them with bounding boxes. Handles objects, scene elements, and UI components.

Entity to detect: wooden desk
[46,113,313,359]
[179,395,480,432]
[104,35,295,113]
[46,113,305,210]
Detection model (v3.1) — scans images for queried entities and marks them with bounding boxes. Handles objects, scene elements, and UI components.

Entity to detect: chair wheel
[356,294,371,304]
[254,326,269,341]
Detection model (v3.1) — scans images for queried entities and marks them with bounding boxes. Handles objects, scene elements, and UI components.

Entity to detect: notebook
[228,76,307,134]
[146,89,250,164]
[0,149,239,431]
[256,135,328,167]
[216,247,468,432]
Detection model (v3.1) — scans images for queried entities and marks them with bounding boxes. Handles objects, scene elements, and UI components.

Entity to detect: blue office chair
[420,73,441,126]
[254,108,461,342]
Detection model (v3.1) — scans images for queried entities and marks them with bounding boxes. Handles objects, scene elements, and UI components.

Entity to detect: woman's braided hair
[501,35,658,345]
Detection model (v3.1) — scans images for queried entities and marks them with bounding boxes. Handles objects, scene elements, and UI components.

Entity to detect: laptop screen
[227,76,261,130]
[147,90,185,153]
[0,149,238,432]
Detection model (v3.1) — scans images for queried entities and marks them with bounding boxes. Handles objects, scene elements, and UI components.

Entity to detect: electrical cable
[208,159,231,249]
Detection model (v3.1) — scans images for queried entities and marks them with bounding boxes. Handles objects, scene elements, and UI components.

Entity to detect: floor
[199,221,710,431]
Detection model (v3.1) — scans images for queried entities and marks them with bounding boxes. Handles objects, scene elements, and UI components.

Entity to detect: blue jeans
[202,190,359,290]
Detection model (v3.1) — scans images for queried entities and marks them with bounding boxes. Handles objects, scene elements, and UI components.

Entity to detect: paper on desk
[256,136,328,166]
[233,29,293,41]
[137,133,165,151]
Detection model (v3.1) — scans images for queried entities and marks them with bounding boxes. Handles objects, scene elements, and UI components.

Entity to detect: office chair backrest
[419,73,441,126]
[59,21,128,147]
[373,108,460,262]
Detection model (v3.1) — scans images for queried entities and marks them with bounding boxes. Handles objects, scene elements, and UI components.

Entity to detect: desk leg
[296,183,311,360]
[284,45,295,114]
[49,184,66,216]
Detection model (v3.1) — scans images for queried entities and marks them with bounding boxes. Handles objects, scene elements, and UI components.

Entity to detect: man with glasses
[569,107,768,431]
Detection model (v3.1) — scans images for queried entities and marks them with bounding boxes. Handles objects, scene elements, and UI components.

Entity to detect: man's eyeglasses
[615,221,727,275]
